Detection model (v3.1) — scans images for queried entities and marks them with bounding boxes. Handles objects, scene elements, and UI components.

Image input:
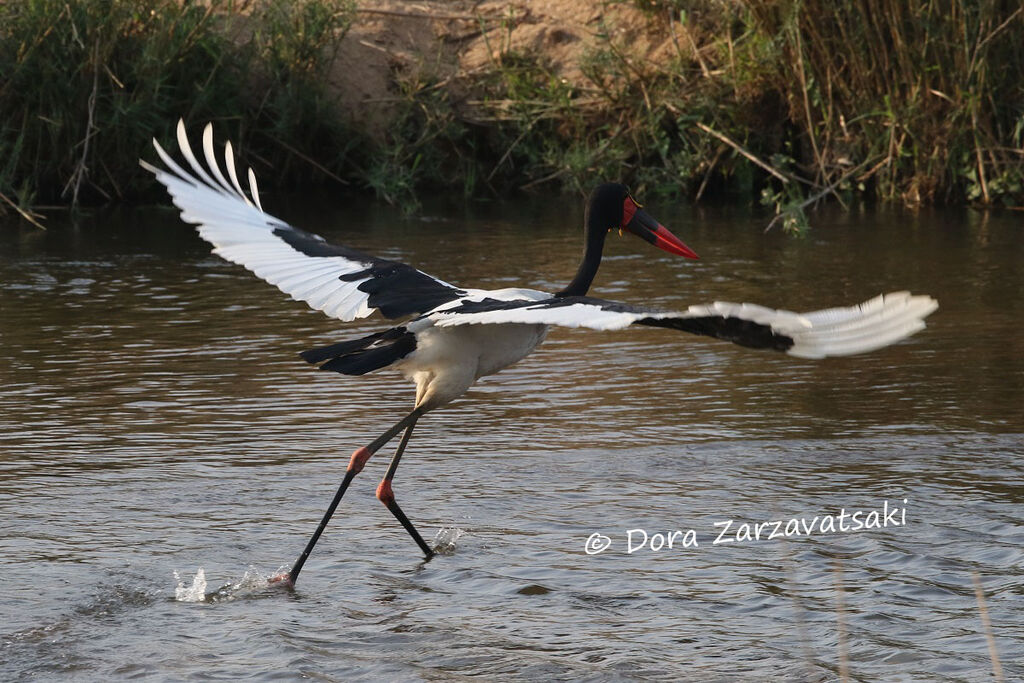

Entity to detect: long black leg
[375,418,434,557]
[272,408,423,586]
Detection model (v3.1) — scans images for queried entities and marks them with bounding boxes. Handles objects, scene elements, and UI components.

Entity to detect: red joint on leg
[376,479,395,505]
[348,447,372,475]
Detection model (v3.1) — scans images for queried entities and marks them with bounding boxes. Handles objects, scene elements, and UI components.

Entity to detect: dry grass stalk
[971,571,1005,682]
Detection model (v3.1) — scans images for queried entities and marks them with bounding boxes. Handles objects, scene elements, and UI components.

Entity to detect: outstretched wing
[428,292,939,359]
[140,120,466,321]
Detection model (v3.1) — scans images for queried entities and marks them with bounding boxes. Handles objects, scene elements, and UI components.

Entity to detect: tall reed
[742,0,1024,206]
[0,0,356,213]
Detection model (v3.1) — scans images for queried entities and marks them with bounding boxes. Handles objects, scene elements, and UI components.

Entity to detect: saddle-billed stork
[142,121,938,586]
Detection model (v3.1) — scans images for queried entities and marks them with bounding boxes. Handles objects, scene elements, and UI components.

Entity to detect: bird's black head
[558,183,699,297]
[586,183,699,260]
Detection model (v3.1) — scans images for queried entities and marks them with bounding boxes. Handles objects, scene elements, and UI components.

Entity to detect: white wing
[428,291,939,358]
[141,120,466,321]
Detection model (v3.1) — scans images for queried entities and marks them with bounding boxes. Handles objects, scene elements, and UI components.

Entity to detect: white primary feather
[141,119,463,322]
[786,292,938,358]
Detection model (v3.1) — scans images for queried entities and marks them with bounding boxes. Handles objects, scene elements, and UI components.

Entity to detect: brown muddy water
[0,196,1021,681]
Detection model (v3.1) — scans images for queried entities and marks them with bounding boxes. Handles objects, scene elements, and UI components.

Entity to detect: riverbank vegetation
[0,0,357,224]
[2,0,1022,232]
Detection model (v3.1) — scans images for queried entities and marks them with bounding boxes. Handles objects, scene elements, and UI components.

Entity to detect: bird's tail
[300,327,416,375]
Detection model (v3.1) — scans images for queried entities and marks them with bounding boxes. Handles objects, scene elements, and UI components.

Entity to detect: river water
[1,196,1021,680]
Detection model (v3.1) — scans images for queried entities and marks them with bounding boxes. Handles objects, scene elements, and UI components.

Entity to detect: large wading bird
[143,121,938,586]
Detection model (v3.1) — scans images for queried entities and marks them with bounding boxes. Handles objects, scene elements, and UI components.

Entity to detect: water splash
[173,568,207,602]
[432,526,465,554]
[173,566,286,603]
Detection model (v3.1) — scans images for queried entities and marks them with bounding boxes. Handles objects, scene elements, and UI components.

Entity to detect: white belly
[395,323,549,411]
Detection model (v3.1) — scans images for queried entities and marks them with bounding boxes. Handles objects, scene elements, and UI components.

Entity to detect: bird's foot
[267,571,294,588]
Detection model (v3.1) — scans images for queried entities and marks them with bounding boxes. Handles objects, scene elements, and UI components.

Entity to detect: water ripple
[1,203,1022,680]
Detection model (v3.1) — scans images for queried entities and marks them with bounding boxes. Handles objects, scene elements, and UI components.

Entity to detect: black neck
[555,214,608,297]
